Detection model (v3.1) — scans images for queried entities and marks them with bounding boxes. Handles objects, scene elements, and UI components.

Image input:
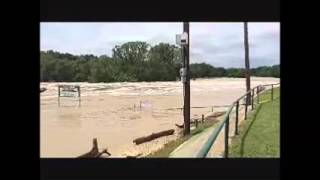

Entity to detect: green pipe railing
[196,82,280,158]
[196,103,235,157]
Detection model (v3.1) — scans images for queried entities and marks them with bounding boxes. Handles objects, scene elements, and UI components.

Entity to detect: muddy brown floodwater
[40,77,279,158]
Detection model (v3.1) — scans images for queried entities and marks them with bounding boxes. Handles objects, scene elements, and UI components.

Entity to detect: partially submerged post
[78,86,81,103]
[202,114,204,123]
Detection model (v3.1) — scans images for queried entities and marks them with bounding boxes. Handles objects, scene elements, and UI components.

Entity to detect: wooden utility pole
[244,22,251,105]
[183,22,190,135]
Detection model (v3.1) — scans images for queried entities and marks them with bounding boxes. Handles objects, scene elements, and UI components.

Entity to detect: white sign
[180,67,187,82]
[60,91,77,97]
[176,34,181,45]
[59,85,79,97]
[176,32,188,46]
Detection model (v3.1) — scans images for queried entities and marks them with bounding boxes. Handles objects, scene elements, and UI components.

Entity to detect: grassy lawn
[146,119,220,157]
[229,87,280,157]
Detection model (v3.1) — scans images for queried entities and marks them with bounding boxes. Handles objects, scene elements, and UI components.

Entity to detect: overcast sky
[40,22,280,68]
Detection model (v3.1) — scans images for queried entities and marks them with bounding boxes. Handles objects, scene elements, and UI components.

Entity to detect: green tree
[112,41,150,81]
[147,43,179,81]
[89,58,114,82]
[40,45,279,83]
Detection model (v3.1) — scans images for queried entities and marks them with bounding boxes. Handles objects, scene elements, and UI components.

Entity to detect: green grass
[146,86,280,158]
[229,87,280,157]
[146,119,219,157]
[255,86,280,103]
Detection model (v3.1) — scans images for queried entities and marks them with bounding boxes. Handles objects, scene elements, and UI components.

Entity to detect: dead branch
[78,138,111,158]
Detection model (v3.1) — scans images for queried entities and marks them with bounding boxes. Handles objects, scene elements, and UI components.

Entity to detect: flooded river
[40,77,279,157]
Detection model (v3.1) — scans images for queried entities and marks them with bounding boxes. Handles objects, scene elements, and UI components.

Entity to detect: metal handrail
[196,103,235,157]
[163,105,230,111]
[196,82,280,158]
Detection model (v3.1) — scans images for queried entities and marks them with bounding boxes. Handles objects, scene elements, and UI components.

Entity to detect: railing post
[251,89,255,110]
[224,115,229,158]
[257,86,260,104]
[271,84,274,101]
[78,86,81,107]
[202,114,204,123]
[235,101,239,135]
[195,119,198,128]
[58,86,60,107]
[78,86,81,100]
[244,94,248,120]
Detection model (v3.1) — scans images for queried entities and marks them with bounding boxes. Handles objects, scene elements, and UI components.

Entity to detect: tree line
[40,41,280,83]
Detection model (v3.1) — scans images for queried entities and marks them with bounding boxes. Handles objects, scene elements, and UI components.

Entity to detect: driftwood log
[126,153,143,158]
[77,138,111,158]
[40,88,47,93]
[133,129,174,145]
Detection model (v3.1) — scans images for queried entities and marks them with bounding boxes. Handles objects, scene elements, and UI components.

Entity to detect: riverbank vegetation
[41,42,280,83]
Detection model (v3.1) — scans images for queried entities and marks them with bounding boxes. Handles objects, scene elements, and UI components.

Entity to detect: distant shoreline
[40,76,280,84]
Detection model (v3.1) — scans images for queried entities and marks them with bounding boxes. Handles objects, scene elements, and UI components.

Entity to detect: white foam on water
[41,77,279,98]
